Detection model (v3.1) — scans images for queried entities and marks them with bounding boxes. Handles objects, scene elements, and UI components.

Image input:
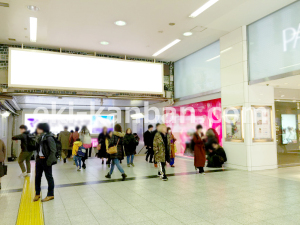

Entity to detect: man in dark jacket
[144,125,153,163]
[151,123,160,165]
[34,123,57,202]
[12,125,33,177]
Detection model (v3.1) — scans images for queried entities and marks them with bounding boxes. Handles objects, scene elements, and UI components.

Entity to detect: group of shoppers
[193,125,227,174]
[4,120,227,202]
[59,126,93,169]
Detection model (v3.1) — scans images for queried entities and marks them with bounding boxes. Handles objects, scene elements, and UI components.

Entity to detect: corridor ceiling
[0,0,296,61]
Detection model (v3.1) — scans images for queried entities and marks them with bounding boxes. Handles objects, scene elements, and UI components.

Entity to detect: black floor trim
[0,168,232,193]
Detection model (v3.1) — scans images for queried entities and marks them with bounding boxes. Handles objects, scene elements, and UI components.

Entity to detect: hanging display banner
[252,106,273,142]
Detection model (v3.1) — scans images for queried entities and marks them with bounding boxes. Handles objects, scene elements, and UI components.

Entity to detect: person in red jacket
[193,124,206,174]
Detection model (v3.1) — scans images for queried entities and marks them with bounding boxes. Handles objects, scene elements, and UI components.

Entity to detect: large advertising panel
[165,99,222,157]
[24,114,114,135]
[9,48,163,94]
[248,1,300,81]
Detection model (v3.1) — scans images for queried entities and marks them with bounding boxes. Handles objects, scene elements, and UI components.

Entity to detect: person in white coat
[79,125,92,169]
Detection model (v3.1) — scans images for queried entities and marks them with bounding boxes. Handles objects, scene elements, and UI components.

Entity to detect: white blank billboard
[8,48,163,94]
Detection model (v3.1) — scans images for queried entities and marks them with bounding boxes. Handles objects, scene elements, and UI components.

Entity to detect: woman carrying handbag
[79,126,92,169]
[105,124,127,181]
[0,139,7,189]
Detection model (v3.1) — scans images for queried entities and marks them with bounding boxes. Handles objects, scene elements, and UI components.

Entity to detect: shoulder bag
[107,138,119,155]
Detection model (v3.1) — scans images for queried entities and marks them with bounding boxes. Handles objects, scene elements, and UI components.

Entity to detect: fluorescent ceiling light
[30,17,37,42]
[221,47,232,54]
[100,41,109,45]
[1,111,10,118]
[280,62,300,70]
[183,32,193,36]
[152,39,181,57]
[115,21,126,26]
[189,0,219,18]
[206,55,220,62]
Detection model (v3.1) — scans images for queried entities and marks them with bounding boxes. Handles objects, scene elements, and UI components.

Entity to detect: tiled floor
[2,156,300,224]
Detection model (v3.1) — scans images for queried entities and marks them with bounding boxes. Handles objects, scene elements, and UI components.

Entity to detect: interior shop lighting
[152,39,181,57]
[280,62,300,70]
[189,0,219,18]
[30,17,37,42]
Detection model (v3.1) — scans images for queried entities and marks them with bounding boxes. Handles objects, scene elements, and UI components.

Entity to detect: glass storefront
[275,101,300,166]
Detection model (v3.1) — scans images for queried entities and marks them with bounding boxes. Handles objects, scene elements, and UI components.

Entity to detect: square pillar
[220,26,277,171]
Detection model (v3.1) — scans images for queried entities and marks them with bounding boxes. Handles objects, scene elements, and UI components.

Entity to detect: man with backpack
[12,125,35,177]
[33,123,57,202]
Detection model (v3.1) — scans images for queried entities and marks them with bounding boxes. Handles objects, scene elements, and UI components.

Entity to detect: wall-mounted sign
[224,107,243,142]
[248,1,300,81]
[252,106,273,142]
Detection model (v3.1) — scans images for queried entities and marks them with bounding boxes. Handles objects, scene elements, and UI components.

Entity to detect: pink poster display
[165,98,222,157]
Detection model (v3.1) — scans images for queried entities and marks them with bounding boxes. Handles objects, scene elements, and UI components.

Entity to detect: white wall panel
[220,27,243,51]
[174,41,221,99]
[220,42,243,69]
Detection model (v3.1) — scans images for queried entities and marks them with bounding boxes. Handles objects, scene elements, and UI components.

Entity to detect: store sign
[283,23,300,52]
[248,1,300,81]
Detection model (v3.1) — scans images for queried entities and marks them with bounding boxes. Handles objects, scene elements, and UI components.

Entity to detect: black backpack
[53,137,62,159]
[27,134,37,152]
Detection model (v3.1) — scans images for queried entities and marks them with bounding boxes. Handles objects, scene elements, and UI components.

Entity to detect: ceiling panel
[0,0,295,61]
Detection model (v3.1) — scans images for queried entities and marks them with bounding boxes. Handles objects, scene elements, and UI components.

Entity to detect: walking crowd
[0,122,227,202]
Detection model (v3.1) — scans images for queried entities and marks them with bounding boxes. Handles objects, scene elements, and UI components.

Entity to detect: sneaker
[82,164,86,169]
[171,165,175,167]
[158,172,161,177]
[77,168,81,171]
[122,173,127,181]
[162,176,168,181]
[149,161,153,163]
[63,158,66,163]
[27,173,31,176]
[19,172,27,178]
[105,173,111,179]
[200,172,206,175]
[127,164,130,167]
[131,163,135,167]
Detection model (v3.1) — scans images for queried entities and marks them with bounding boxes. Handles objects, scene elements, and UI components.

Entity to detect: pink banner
[165,98,222,156]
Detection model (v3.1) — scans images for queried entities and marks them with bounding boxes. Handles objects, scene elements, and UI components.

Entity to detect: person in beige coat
[0,139,7,189]
[58,126,71,163]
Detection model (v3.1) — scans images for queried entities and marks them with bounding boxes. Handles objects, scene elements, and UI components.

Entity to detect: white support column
[220,26,277,171]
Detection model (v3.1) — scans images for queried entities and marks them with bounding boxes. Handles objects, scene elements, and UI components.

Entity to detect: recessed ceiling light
[281,95,285,97]
[30,17,37,42]
[284,83,288,85]
[100,41,109,45]
[183,32,193,36]
[189,0,219,18]
[27,5,39,11]
[115,21,126,26]
[152,39,181,57]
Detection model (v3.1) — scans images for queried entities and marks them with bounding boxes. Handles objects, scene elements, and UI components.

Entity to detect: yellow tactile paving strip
[16,175,44,225]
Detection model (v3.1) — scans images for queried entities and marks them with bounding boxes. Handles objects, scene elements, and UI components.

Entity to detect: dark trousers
[146,148,153,162]
[35,158,54,196]
[87,147,92,158]
[198,167,204,173]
